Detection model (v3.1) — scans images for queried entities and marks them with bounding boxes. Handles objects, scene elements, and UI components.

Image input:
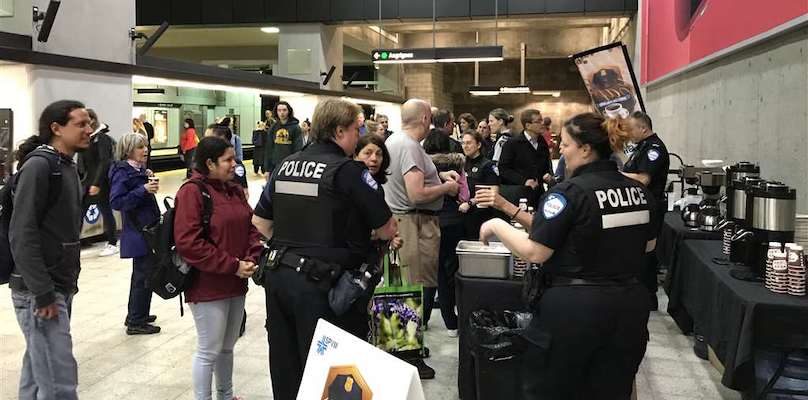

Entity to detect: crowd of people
[5,96,666,400]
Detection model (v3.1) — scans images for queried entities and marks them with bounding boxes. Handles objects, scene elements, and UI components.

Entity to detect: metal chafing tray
[456,240,512,279]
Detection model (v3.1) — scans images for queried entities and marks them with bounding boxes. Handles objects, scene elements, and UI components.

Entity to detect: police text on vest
[595,187,647,209]
[278,160,326,179]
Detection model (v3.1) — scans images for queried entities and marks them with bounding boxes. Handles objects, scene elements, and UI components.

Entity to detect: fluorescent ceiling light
[260,27,279,34]
[341,97,394,106]
[437,57,503,63]
[469,86,500,96]
[500,86,531,94]
[532,91,562,97]
[131,75,305,98]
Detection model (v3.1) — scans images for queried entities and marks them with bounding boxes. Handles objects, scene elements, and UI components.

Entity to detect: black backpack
[0,148,63,285]
[135,179,212,301]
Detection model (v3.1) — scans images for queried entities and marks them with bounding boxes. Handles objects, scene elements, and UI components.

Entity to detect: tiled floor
[0,164,743,399]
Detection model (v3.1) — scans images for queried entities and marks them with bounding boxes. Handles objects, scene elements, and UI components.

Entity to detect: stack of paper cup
[769,251,789,294]
[765,242,782,290]
[787,245,806,296]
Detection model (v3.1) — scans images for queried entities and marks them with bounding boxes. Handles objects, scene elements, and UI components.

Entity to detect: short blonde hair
[311,98,362,142]
[117,132,148,161]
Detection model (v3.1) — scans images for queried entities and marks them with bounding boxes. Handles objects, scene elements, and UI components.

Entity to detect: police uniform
[463,153,499,240]
[232,161,248,188]
[253,140,391,400]
[522,159,656,400]
[622,133,669,306]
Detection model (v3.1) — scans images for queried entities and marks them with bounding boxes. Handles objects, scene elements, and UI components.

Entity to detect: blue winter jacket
[108,161,160,258]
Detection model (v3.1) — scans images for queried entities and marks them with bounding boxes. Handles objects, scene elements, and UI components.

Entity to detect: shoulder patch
[362,170,379,190]
[647,149,659,162]
[234,164,246,177]
[543,193,567,219]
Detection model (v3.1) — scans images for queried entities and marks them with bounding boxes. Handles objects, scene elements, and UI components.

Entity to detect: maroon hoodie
[174,171,263,303]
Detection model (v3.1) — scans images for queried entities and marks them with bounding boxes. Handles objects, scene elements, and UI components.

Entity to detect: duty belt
[274,251,343,286]
[550,276,640,287]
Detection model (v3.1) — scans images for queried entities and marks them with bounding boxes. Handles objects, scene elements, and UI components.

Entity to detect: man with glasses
[497,109,553,208]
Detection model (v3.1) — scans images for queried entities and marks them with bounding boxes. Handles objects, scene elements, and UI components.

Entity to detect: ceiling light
[532,91,562,97]
[499,86,531,94]
[260,27,279,34]
[469,86,500,96]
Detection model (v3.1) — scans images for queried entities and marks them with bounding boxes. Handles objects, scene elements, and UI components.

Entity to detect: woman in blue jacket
[109,133,162,335]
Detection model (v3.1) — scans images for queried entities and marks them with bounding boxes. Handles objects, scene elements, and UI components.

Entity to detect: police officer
[622,111,669,310]
[251,98,398,400]
[479,113,656,399]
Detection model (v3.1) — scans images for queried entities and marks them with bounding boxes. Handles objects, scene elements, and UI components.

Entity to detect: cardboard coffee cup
[474,185,499,208]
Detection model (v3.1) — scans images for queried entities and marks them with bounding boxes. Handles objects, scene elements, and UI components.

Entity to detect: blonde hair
[117,132,149,161]
[311,98,362,142]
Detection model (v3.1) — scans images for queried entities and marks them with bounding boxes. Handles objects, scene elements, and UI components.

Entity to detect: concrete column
[277,24,344,91]
[403,64,453,110]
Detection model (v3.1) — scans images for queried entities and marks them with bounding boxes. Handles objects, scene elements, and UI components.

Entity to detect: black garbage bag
[469,310,533,361]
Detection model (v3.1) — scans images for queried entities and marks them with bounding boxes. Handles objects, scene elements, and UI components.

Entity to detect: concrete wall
[403,64,453,110]
[645,26,808,213]
[30,67,134,141]
[0,64,33,145]
[277,24,344,91]
[0,0,31,36]
[31,0,134,64]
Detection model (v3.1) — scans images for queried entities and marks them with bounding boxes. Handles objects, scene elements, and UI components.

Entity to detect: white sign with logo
[297,319,425,400]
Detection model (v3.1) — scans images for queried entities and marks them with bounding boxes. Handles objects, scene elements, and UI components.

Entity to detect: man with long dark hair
[264,101,303,179]
[9,100,92,400]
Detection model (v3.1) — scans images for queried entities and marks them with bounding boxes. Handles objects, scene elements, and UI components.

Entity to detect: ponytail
[601,117,630,154]
[13,135,47,171]
[564,112,623,160]
[489,108,513,126]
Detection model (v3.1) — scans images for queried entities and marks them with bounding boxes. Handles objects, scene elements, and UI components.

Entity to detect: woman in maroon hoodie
[174,136,263,400]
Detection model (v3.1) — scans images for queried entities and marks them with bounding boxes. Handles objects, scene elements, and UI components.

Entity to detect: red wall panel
[642,0,808,83]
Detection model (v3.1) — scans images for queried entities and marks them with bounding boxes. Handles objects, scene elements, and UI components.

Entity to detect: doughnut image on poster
[320,365,373,400]
[573,42,645,118]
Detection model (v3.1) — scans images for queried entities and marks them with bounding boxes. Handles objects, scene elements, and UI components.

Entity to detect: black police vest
[545,165,652,279]
[270,148,352,249]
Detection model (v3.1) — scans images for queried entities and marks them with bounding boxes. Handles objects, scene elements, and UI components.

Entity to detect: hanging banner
[572,42,645,118]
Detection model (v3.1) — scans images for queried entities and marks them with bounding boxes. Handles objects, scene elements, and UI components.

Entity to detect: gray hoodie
[9,146,83,308]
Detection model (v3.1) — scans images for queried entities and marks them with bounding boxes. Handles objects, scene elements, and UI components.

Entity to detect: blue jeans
[11,290,78,400]
[189,295,246,400]
[126,255,153,325]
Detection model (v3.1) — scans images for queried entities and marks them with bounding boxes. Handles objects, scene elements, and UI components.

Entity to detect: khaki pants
[395,213,440,288]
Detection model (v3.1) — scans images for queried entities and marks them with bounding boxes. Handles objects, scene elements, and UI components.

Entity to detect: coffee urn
[726,162,760,224]
[746,182,797,277]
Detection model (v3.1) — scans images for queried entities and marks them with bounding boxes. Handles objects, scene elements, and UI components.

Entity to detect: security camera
[32,1,62,43]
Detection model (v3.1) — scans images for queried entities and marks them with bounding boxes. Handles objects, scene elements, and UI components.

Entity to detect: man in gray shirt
[383,99,459,379]
[9,100,91,400]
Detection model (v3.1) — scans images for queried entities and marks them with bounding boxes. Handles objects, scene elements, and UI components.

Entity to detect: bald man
[383,99,459,379]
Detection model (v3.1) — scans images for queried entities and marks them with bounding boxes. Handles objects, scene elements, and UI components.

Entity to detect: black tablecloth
[667,240,808,390]
[456,274,526,400]
[658,211,721,270]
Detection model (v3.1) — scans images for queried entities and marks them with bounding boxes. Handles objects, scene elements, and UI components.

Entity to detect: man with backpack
[7,100,92,400]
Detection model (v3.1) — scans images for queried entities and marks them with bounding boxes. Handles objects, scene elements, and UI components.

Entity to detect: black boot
[126,323,161,335]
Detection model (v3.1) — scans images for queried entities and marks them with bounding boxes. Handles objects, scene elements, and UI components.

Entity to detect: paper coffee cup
[474,185,499,208]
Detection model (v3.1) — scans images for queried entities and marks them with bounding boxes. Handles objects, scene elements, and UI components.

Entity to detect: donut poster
[572,42,646,118]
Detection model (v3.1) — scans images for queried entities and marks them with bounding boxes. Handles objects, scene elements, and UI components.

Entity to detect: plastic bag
[469,310,533,361]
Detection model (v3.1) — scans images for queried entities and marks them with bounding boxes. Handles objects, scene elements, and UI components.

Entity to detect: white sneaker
[447,329,458,338]
[99,244,119,257]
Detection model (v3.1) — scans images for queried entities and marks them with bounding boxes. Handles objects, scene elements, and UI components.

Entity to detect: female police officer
[479,113,656,400]
[252,98,397,400]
